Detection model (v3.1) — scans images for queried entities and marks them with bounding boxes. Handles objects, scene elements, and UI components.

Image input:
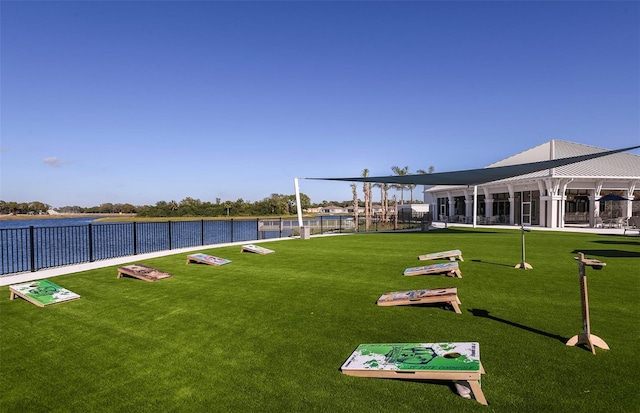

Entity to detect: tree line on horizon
[1,165,433,217]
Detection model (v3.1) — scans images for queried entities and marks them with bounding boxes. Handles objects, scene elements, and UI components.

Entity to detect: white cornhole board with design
[418,249,463,262]
[9,280,80,307]
[403,262,462,278]
[186,253,231,266]
[241,244,275,255]
[341,342,487,405]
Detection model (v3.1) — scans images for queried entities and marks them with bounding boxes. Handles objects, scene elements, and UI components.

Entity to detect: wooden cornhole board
[341,342,487,405]
[241,244,275,255]
[9,279,80,307]
[377,287,461,314]
[117,264,173,282]
[185,253,231,266]
[403,262,462,278]
[418,249,463,262]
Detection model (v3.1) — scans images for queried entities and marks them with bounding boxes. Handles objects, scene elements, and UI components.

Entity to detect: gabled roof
[309,141,639,187]
[486,140,640,181]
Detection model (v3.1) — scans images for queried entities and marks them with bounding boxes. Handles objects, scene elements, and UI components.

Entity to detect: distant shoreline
[0,213,132,221]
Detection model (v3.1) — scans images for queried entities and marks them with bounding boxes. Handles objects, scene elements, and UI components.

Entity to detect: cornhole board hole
[403,262,462,278]
[418,249,463,262]
[9,279,80,307]
[377,287,461,314]
[185,253,231,266]
[241,244,275,255]
[341,342,487,405]
[117,264,173,282]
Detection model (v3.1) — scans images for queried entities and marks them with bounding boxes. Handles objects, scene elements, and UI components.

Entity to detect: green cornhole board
[186,253,231,266]
[9,279,81,307]
[418,249,463,262]
[117,264,173,281]
[241,244,275,255]
[377,287,461,313]
[403,262,462,278]
[341,342,487,405]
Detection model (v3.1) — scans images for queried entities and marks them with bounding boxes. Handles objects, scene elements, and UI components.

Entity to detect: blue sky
[1,1,638,208]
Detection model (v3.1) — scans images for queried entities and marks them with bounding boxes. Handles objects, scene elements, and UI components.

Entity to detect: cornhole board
[341,342,486,405]
[241,244,275,255]
[418,249,463,262]
[403,262,462,278]
[117,264,173,282]
[9,280,80,307]
[185,253,231,266]
[377,287,461,314]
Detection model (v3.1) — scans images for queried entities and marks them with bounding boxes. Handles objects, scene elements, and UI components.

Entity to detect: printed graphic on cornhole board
[9,280,80,307]
[341,342,487,405]
[403,261,462,278]
[418,249,463,262]
[241,244,275,255]
[186,253,231,266]
[377,287,461,313]
[117,264,173,282]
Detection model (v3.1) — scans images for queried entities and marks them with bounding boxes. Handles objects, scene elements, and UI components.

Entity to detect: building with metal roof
[424,140,640,228]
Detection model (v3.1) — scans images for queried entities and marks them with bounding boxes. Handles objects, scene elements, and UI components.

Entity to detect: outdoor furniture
[377,287,462,313]
[117,264,173,282]
[418,249,463,262]
[624,216,640,236]
[341,342,487,405]
[186,253,231,266]
[403,261,462,278]
[9,279,80,307]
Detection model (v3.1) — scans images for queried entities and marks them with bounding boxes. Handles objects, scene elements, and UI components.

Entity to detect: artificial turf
[1,228,638,412]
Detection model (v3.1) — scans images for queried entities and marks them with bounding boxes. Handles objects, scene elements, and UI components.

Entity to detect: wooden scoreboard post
[514,225,532,269]
[566,252,610,354]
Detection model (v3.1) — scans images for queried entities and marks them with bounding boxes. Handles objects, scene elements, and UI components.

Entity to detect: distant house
[424,140,640,228]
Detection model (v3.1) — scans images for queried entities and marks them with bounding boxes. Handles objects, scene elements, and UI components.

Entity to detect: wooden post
[566,252,610,354]
[515,225,532,269]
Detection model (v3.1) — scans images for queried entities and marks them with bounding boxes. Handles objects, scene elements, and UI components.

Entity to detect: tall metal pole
[294,178,303,228]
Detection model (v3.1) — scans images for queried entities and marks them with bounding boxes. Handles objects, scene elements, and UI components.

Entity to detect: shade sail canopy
[307,145,640,186]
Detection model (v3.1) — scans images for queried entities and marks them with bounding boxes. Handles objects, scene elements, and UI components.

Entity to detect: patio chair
[624,216,640,236]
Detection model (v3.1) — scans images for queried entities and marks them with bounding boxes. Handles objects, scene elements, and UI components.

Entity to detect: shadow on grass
[470,259,514,268]
[468,308,569,344]
[591,239,640,246]
[571,249,640,258]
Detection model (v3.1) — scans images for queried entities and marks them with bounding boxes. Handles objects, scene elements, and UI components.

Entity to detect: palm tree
[351,183,359,232]
[391,165,409,204]
[362,169,372,231]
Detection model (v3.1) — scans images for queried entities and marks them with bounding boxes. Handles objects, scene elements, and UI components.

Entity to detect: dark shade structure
[598,193,629,202]
[307,145,640,186]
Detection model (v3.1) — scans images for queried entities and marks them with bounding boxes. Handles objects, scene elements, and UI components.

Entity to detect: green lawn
[1,228,638,412]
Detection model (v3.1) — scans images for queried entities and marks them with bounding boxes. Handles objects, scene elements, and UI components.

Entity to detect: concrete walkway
[1,224,633,287]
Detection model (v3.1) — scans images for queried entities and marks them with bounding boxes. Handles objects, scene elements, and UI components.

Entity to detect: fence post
[88,224,94,262]
[29,226,35,272]
[168,221,172,250]
[201,219,205,245]
[133,222,138,255]
[231,219,234,243]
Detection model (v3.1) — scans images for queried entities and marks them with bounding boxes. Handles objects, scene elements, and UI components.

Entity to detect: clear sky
[1,1,639,208]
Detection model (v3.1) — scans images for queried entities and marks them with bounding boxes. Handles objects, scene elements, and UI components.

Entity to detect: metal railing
[0,214,427,276]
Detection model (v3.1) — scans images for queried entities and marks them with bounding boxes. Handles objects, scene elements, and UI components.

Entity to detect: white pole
[294,178,303,228]
[473,185,478,228]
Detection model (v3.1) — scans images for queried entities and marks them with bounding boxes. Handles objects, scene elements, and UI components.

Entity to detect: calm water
[0,217,104,229]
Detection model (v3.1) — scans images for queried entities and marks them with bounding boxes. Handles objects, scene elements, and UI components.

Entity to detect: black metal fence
[0,214,428,276]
